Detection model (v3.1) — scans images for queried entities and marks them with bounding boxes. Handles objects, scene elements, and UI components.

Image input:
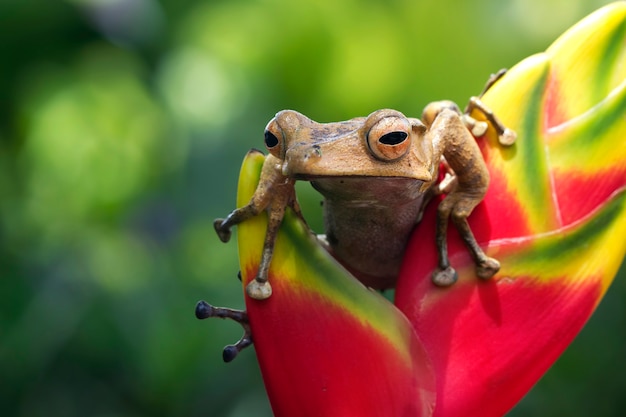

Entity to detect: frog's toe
[432,266,458,287]
[195,300,254,362]
[223,345,241,363]
[213,218,232,242]
[477,257,500,279]
[223,335,253,363]
[246,280,273,300]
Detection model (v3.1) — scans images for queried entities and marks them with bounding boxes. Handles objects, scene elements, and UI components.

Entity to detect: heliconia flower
[226,3,626,417]
[395,3,626,417]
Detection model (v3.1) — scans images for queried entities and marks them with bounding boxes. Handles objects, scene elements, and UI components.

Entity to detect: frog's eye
[366,116,411,161]
[264,119,285,158]
[265,130,279,148]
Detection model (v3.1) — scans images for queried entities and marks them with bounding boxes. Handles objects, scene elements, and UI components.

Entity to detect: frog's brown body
[214,72,516,300]
[314,176,426,289]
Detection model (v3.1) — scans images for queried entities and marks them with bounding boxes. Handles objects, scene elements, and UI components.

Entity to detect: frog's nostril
[310,144,322,158]
[300,145,322,160]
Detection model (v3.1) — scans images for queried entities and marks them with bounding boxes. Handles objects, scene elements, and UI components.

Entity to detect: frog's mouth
[292,173,423,181]
[305,176,429,203]
[284,164,434,183]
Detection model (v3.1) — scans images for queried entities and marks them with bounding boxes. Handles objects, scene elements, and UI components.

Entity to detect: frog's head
[263,109,435,182]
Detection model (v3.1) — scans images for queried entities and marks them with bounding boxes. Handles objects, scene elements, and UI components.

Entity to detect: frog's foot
[213,218,232,243]
[195,300,253,362]
[432,266,458,287]
[463,96,517,147]
[246,279,272,300]
[476,257,500,280]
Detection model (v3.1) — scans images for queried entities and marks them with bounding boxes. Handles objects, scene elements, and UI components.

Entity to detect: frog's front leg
[429,109,501,286]
[214,152,296,300]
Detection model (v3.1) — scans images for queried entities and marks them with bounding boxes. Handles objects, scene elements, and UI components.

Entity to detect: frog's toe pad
[213,218,232,243]
[223,336,253,363]
[471,121,488,137]
[432,266,458,287]
[223,345,241,363]
[499,128,517,146]
[477,257,500,279]
[246,280,272,300]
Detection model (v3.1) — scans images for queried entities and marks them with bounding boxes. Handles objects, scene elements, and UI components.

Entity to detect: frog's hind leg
[195,300,253,362]
[452,215,500,279]
[432,186,501,286]
[429,109,501,286]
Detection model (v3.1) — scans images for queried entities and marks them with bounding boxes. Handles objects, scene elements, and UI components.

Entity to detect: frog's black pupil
[380,131,408,145]
[264,131,279,148]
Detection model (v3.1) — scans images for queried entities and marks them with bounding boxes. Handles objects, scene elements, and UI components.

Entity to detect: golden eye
[366,116,411,161]
[264,119,284,158]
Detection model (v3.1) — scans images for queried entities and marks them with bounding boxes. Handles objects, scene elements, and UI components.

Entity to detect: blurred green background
[1,0,624,416]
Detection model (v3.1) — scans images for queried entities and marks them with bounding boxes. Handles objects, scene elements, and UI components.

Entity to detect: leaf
[395,3,626,417]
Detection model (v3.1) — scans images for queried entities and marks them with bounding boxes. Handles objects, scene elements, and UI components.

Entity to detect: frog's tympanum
[198,71,516,361]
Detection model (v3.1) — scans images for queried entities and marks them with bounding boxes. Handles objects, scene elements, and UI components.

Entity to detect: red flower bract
[237,151,436,417]
[396,3,626,417]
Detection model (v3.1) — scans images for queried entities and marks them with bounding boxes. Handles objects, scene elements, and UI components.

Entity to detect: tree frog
[214,71,516,300]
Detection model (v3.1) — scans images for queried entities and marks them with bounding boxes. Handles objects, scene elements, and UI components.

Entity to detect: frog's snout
[282,144,323,176]
[291,143,322,160]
